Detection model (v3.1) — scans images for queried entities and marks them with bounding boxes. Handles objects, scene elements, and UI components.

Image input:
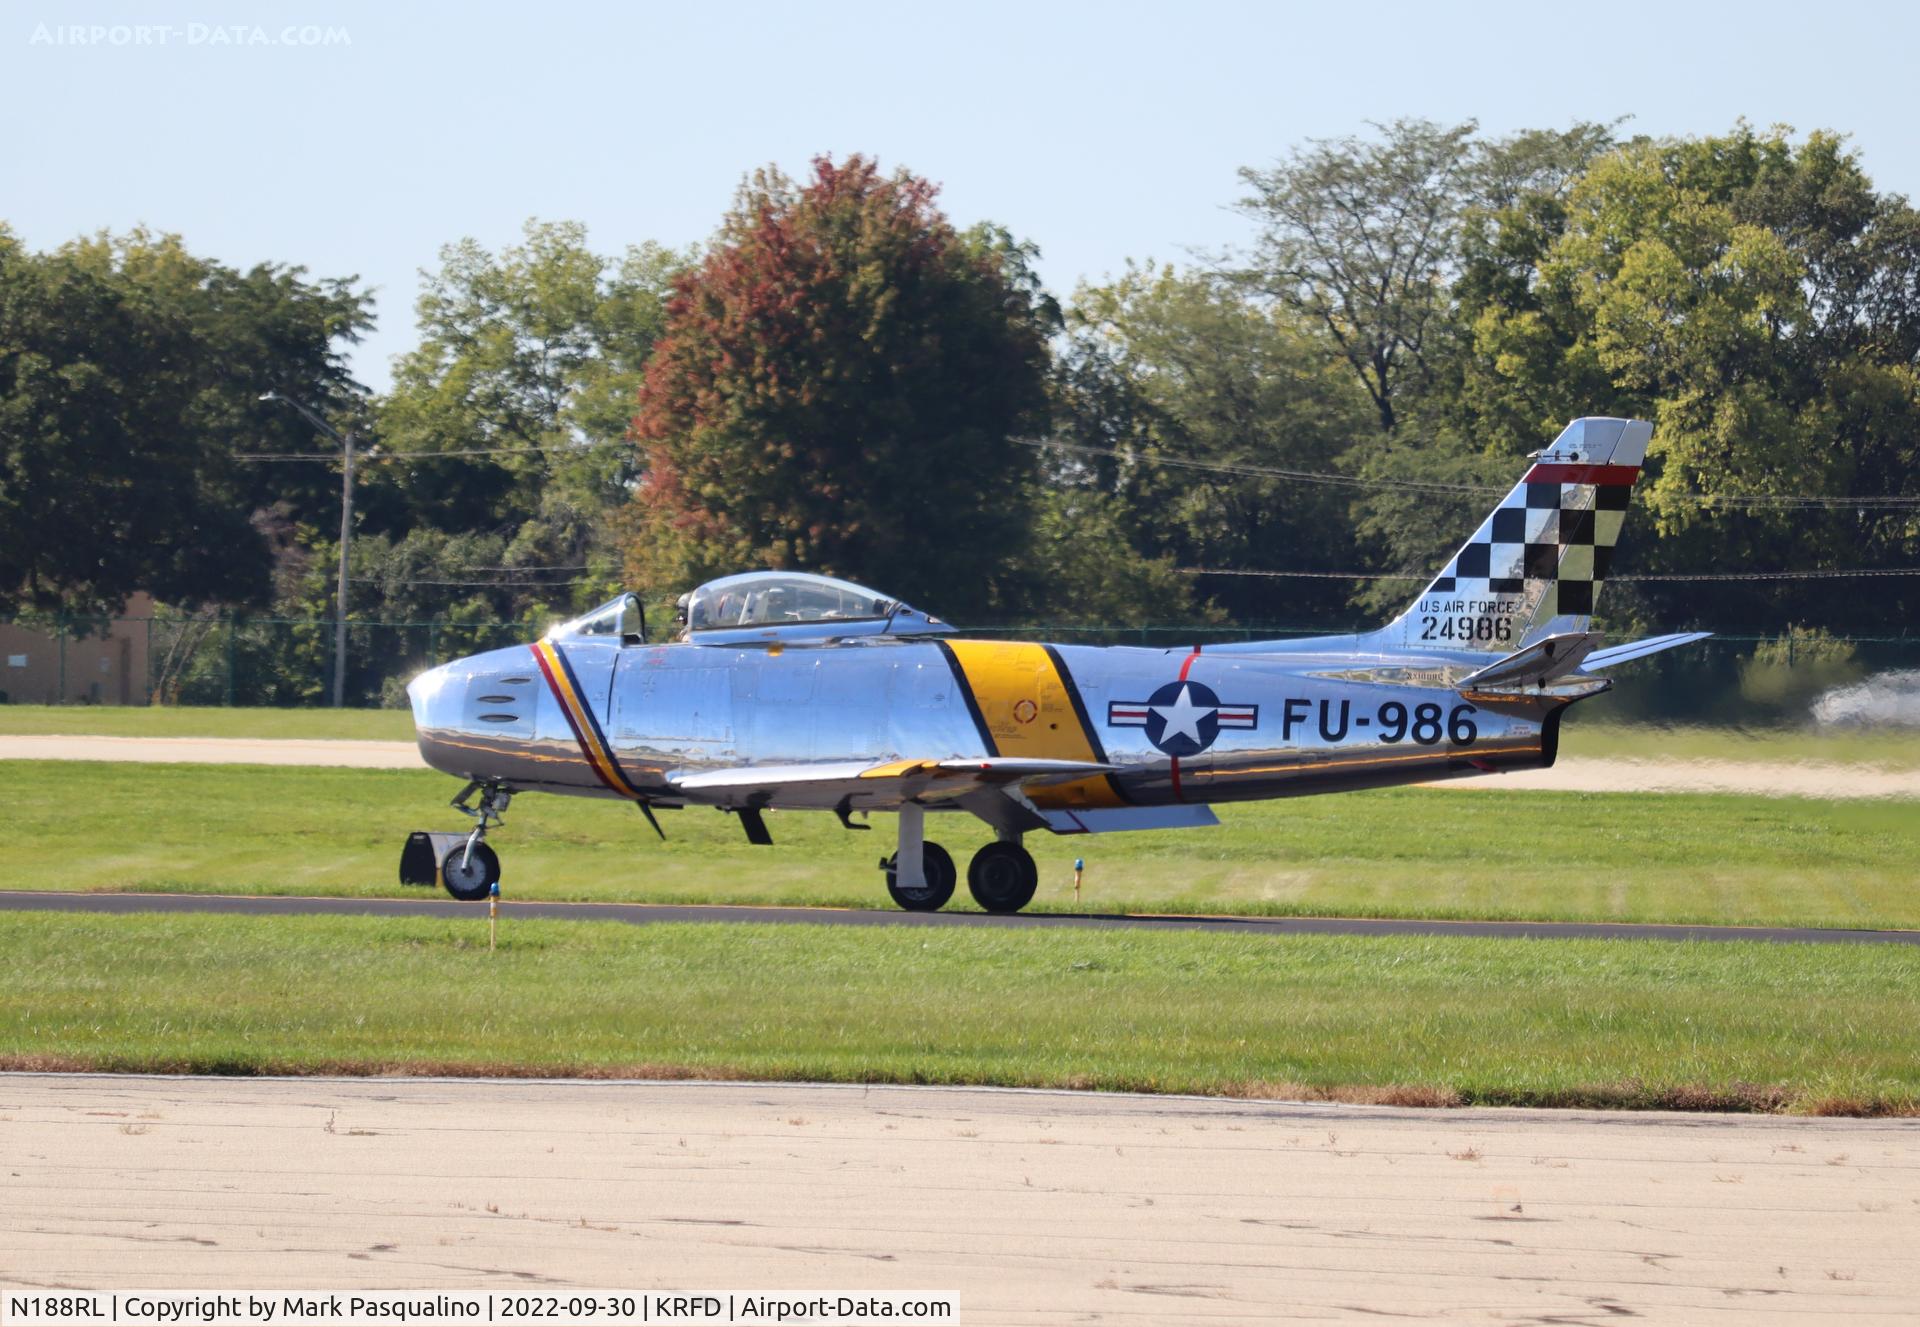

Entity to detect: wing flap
[1041,805,1221,835]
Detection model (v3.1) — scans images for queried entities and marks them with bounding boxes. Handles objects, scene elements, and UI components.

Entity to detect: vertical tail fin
[1380,417,1650,654]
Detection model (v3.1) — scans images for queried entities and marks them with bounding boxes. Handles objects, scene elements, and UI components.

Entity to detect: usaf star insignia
[1108,680,1257,757]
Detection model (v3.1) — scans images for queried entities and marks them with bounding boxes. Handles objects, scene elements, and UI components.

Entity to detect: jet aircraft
[402,416,1707,914]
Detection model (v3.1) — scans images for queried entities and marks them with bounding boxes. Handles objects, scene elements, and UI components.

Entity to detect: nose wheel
[441,838,501,901]
[399,781,510,902]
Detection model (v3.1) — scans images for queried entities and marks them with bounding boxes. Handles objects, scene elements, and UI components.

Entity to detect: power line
[1621,568,1920,582]
[1019,438,1502,495]
[234,445,584,463]
[1180,566,1920,582]
[1675,493,1920,510]
[1024,437,1920,509]
[1179,568,1424,581]
[349,576,598,588]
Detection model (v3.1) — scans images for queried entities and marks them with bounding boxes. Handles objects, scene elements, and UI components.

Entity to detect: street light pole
[260,392,355,708]
[332,426,355,710]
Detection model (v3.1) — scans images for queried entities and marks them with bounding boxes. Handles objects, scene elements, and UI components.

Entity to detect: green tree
[1341,123,1626,616]
[372,219,682,605]
[1236,119,1479,432]
[1458,125,1920,631]
[0,226,370,616]
[307,216,687,692]
[625,157,1054,621]
[1016,486,1201,627]
[1053,264,1374,624]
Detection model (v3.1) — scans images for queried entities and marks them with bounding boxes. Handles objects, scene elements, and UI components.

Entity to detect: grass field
[1564,721,1920,769]
[0,704,414,741]
[4,912,1913,1114]
[5,702,1920,767]
[7,759,1918,928]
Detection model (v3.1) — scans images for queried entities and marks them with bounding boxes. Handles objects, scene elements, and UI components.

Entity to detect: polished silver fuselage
[409,633,1590,817]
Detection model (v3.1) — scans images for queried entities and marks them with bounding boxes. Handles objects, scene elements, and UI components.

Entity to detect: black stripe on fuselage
[932,638,998,757]
[1041,643,1136,807]
[544,639,657,798]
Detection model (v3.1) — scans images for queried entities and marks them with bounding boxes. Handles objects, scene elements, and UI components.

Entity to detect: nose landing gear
[444,782,509,901]
[440,839,501,902]
[399,781,510,902]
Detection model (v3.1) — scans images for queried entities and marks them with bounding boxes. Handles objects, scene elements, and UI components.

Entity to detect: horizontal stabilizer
[1041,805,1221,835]
[1457,632,1602,690]
[1579,631,1713,671]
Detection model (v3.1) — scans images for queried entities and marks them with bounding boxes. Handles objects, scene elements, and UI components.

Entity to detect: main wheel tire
[441,840,501,901]
[884,842,956,912]
[968,840,1039,914]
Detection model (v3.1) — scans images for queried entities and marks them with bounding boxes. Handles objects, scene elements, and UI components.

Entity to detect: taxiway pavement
[3,1074,1916,1322]
[2,888,1915,946]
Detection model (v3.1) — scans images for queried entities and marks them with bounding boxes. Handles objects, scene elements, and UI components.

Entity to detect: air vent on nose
[499,676,533,685]
[477,695,516,704]
[477,713,521,723]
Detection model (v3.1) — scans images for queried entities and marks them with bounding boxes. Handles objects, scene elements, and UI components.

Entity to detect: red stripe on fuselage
[531,642,628,798]
[1521,463,1640,486]
[1171,645,1202,801]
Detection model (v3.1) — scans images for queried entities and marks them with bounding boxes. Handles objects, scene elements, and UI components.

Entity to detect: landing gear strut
[441,781,509,901]
[882,802,955,911]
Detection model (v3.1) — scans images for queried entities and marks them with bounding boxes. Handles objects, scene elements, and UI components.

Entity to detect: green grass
[4,913,1914,1113]
[6,760,1918,929]
[5,702,1920,768]
[1563,718,1920,769]
[0,704,413,740]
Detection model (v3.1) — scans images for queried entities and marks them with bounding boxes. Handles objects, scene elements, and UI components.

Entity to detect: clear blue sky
[4,0,1914,391]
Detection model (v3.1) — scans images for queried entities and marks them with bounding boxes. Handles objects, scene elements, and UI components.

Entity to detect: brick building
[0,593,155,705]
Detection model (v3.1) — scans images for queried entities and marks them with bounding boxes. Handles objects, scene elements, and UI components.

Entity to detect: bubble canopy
[679,572,951,643]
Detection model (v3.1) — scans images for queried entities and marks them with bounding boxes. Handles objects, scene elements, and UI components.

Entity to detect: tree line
[3,120,1917,706]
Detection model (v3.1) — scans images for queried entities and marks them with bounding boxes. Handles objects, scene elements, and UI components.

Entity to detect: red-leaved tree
[624,155,1054,620]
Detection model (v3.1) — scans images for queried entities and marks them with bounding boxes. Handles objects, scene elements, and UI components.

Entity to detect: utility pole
[260,392,356,708]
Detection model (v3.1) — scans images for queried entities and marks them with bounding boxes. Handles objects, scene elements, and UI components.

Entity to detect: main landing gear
[399,781,508,902]
[883,843,956,911]
[879,805,1038,915]
[967,838,1039,914]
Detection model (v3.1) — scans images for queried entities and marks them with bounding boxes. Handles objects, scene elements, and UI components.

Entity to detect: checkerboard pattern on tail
[1384,418,1652,653]
[1426,475,1634,616]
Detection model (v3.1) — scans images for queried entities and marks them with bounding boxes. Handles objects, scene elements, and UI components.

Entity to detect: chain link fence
[2,614,1916,728]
